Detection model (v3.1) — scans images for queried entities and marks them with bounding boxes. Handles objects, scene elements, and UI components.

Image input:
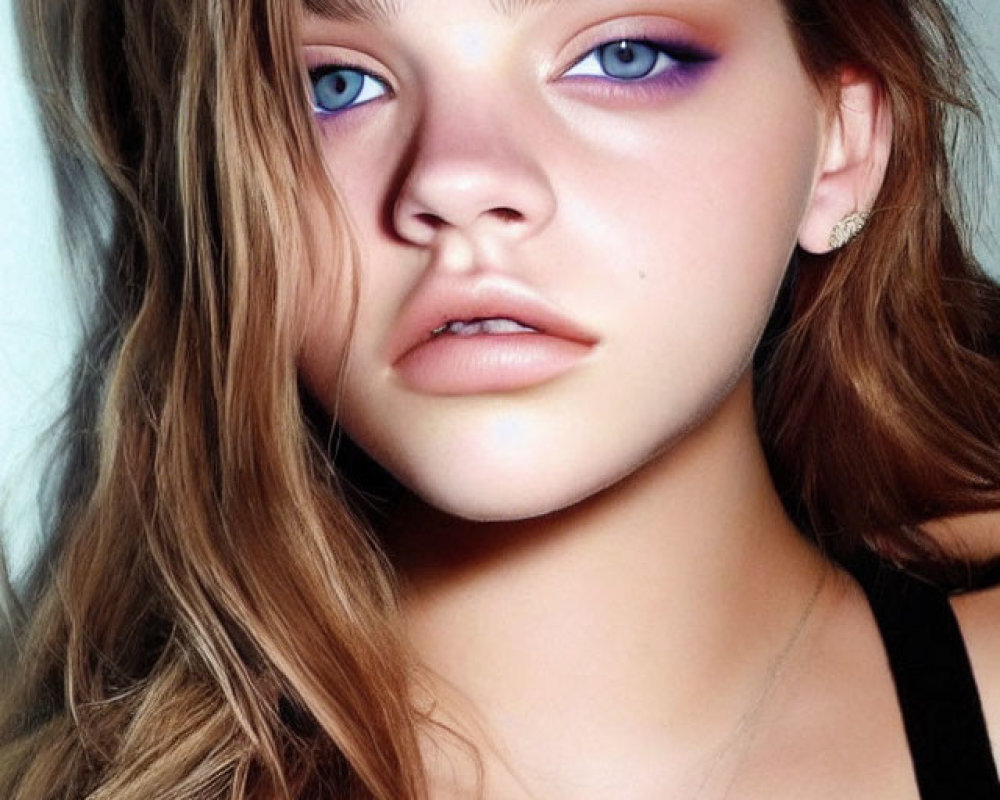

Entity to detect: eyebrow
[302,0,561,24]
[302,0,399,23]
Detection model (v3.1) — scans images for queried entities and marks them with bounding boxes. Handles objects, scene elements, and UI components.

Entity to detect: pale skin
[297,0,1000,796]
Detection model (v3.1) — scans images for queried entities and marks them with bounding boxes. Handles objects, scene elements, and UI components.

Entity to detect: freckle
[639,271,647,280]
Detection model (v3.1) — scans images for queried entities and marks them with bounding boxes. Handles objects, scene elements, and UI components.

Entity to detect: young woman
[3,0,1000,797]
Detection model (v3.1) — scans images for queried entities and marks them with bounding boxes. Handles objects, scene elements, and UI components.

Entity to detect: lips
[388,276,598,363]
[386,275,598,394]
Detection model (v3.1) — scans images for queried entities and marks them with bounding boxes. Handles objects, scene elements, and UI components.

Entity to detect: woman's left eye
[563,39,708,82]
[309,65,388,115]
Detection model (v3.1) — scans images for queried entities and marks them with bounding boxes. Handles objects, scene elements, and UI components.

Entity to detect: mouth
[388,276,598,395]
[389,276,598,364]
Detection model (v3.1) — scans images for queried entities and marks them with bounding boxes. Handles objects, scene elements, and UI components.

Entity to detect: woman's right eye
[308,65,388,115]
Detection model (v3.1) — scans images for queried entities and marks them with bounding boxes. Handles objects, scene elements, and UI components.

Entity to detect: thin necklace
[689,562,829,800]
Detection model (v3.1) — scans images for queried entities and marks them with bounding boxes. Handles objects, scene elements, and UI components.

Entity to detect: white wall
[1,0,999,581]
[0,0,78,581]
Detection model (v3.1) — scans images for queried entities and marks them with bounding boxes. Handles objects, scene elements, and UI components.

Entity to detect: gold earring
[828,212,870,250]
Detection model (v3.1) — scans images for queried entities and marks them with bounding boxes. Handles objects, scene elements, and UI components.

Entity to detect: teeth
[432,318,538,337]
[452,321,484,336]
[485,318,540,334]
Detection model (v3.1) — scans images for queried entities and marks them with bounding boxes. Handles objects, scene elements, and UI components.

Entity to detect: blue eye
[309,65,387,114]
[564,39,712,82]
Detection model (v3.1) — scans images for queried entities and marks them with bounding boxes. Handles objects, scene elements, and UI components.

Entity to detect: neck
[384,376,828,795]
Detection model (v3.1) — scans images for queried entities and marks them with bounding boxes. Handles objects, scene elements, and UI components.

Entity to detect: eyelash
[562,39,715,89]
[307,38,716,119]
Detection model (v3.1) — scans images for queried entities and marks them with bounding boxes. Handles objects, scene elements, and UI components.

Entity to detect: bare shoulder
[924,509,1000,561]
[951,581,1000,762]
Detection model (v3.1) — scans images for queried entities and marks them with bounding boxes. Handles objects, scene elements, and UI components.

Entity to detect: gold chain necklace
[687,563,830,800]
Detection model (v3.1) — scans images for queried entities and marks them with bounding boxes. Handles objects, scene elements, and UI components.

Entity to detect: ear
[797,69,893,254]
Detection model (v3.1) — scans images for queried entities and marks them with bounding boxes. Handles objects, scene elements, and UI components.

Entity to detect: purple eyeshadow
[562,38,719,94]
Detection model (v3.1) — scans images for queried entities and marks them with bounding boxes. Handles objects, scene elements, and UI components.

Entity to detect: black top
[846,552,1000,799]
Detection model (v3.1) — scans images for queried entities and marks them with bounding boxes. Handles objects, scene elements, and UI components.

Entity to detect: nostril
[415,212,446,229]
[414,208,524,229]
[491,207,525,223]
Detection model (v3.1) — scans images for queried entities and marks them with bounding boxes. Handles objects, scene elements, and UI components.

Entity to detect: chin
[398,457,623,523]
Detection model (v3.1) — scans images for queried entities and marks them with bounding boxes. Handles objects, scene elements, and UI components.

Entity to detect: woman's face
[298,0,829,520]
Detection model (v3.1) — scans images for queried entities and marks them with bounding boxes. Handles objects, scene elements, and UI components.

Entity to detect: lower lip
[394,333,593,395]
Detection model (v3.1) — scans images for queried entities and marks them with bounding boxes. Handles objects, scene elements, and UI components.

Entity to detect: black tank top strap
[844,550,1000,799]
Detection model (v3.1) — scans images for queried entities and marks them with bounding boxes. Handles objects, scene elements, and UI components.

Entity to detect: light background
[1,1,999,581]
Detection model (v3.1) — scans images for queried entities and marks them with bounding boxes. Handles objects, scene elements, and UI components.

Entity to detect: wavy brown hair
[762,0,1000,573]
[1,0,999,797]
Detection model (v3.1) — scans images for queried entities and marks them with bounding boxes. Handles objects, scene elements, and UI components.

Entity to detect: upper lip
[387,274,599,363]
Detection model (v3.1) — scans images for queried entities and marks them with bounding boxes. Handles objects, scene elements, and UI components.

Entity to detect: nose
[391,100,556,246]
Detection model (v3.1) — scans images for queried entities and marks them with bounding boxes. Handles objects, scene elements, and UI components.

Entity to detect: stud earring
[828,211,870,250]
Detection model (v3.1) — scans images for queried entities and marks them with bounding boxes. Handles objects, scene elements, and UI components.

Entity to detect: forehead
[298,0,790,32]
[302,0,565,24]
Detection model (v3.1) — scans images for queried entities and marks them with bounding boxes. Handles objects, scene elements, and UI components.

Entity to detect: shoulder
[925,510,1000,563]
[951,582,1000,764]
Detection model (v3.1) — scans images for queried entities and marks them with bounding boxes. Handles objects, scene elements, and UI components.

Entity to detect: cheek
[301,135,412,383]
[532,72,823,460]
[559,119,817,345]
[563,64,822,331]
